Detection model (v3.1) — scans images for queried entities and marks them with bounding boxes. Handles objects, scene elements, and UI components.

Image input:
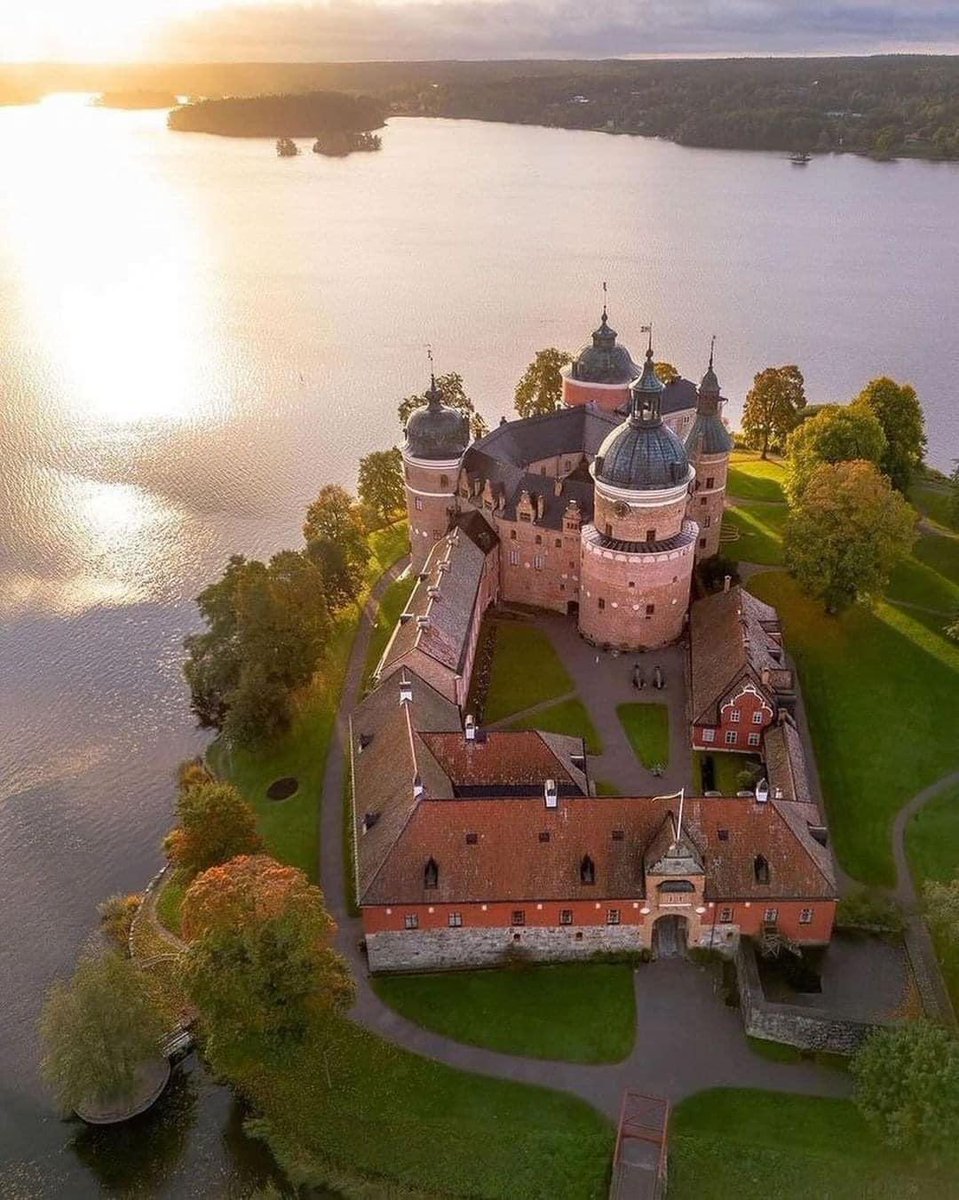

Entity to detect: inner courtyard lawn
[669,1089,950,1200]
[224,1016,614,1199]
[617,703,670,768]
[693,750,761,796]
[727,453,787,503]
[483,621,574,722]
[373,963,636,1063]
[748,571,959,886]
[508,696,603,754]
[906,781,959,1011]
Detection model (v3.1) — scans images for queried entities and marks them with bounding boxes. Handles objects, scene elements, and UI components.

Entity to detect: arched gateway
[652,914,689,959]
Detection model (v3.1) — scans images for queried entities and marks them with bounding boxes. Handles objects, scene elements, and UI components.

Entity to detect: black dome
[571,312,640,386]
[405,386,470,460]
[595,420,691,490]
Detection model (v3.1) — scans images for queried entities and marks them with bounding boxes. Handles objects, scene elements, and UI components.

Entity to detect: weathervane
[641,323,653,355]
[602,280,608,322]
[426,343,436,390]
[709,334,716,370]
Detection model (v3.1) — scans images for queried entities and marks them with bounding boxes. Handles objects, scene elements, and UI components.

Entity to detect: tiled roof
[420,730,589,796]
[764,716,814,808]
[689,586,794,725]
[360,794,837,906]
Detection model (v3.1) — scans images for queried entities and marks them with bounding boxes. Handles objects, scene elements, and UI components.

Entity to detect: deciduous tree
[852,1020,959,1158]
[924,877,959,948]
[784,404,886,504]
[514,348,574,418]
[181,855,354,1055]
[164,781,262,876]
[398,372,487,440]
[853,377,926,493]
[40,951,166,1112]
[784,460,916,611]
[358,448,405,525]
[654,361,680,384]
[741,365,806,458]
[303,484,371,604]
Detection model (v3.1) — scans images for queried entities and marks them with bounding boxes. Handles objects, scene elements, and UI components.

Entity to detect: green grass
[155,871,187,937]
[669,1089,949,1200]
[509,697,603,754]
[221,1016,614,1199]
[914,529,959,586]
[693,750,761,796]
[721,503,788,566]
[746,1036,803,1063]
[484,622,574,722]
[372,963,636,1063]
[616,703,669,768]
[909,477,958,532]
[886,551,959,617]
[595,779,623,796]
[362,571,416,687]
[727,452,788,503]
[748,571,959,885]
[906,781,959,1012]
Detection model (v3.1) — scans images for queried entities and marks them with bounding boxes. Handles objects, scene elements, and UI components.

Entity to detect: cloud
[155,0,959,60]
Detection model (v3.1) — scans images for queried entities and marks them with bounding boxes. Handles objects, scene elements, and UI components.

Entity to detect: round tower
[561,306,640,413]
[402,377,470,574]
[684,348,734,561]
[578,347,698,650]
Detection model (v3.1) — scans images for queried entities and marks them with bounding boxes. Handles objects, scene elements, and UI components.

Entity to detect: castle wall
[593,486,690,544]
[496,512,580,613]
[561,373,629,412]
[403,454,460,574]
[687,451,729,560]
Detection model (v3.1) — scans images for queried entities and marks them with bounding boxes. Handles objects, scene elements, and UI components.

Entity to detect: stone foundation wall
[736,939,879,1055]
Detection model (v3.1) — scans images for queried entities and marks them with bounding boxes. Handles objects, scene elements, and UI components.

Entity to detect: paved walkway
[320,565,851,1118]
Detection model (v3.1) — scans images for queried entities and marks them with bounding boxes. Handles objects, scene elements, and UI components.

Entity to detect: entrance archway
[651,914,689,959]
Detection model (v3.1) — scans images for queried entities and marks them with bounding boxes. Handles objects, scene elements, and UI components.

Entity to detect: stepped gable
[690,585,794,724]
[361,794,837,907]
[419,729,589,797]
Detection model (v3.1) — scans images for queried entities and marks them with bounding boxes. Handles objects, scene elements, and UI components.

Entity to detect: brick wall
[687,451,729,560]
[403,455,460,574]
[561,374,629,412]
[693,679,776,752]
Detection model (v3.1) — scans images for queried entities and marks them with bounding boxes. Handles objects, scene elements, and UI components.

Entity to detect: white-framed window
[702,728,716,743]
[752,710,765,724]
[414,497,424,511]
[764,908,779,923]
[511,910,526,927]
[748,732,761,747]
[404,914,419,930]
[607,909,621,925]
[730,709,741,723]
[533,555,544,570]
[719,906,733,923]
[800,908,814,924]
[448,912,463,928]
[559,909,573,926]
[704,515,711,528]
[725,730,737,745]
[509,549,519,566]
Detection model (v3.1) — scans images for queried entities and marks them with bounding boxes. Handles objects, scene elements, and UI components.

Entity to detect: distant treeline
[93,90,179,110]
[168,91,385,137]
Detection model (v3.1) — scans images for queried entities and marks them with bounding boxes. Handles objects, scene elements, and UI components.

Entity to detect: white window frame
[702,728,716,743]
[725,730,737,746]
[414,496,424,511]
[800,908,814,924]
[448,912,463,928]
[719,907,733,923]
[763,908,779,923]
[752,710,765,725]
[509,549,519,566]
[606,909,621,925]
[748,732,761,747]
[404,914,419,930]
[729,709,741,723]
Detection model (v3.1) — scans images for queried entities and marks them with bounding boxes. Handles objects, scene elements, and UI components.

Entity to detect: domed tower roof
[404,377,470,461]
[685,346,734,458]
[594,349,691,490]
[570,308,641,386]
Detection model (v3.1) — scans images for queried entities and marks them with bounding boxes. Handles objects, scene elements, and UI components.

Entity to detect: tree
[853,377,926,493]
[741,365,806,458]
[654,361,680,384]
[784,404,886,504]
[398,371,487,440]
[98,894,143,950]
[302,484,371,604]
[852,1020,959,1158]
[164,780,263,876]
[514,348,574,418]
[181,855,354,1055]
[924,877,959,948]
[784,460,916,611]
[40,951,166,1112]
[358,447,405,525]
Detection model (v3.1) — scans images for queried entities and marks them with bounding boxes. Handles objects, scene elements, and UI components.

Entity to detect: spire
[699,336,721,404]
[593,284,616,346]
[601,279,608,324]
[426,344,441,409]
[630,324,665,424]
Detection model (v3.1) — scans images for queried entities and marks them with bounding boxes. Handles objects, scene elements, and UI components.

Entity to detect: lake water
[1,94,957,1196]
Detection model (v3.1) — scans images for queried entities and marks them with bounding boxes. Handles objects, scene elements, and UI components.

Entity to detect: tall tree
[40,951,167,1113]
[853,377,926,493]
[182,855,354,1056]
[398,372,487,440]
[302,484,371,604]
[852,1021,959,1159]
[784,460,916,611]
[741,365,806,458]
[358,448,405,525]
[164,780,263,877]
[784,404,886,504]
[514,348,574,418]
[654,361,680,384]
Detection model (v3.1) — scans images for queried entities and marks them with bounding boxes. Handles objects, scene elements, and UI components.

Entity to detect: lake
[0,93,956,1196]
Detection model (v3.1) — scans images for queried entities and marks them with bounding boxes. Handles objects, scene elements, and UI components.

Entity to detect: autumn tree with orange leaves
[164,779,263,877]
[181,855,353,1056]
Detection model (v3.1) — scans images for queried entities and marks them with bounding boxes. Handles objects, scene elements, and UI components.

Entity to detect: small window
[611,829,625,841]
[748,732,761,747]
[449,911,463,927]
[575,930,584,941]
[405,913,419,929]
[725,730,737,745]
[607,909,621,925]
[645,604,655,616]
[510,529,517,540]
[754,855,770,885]
[598,598,606,611]
[704,515,711,528]
[540,466,547,475]
[764,908,779,923]
[465,832,478,845]
[703,728,716,743]
[559,583,566,592]
[424,858,439,889]
[719,907,733,923]
[706,476,715,489]
[604,522,612,537]
[628,580,635,588]
[534,555,544,570]
[569,560,576,569]
[555,538,562,548]
[559,909,573,926]
[580,855,596,885]
[752,710,764,724]
[535,534,542,545]
[699,537,707,549]
[539,831,551,843]
[717,828,729,842]
[439,474,449,488]
[511,910,526,927]
[646,529,656,543]
[414,497,424,511]
[509,549,519,566]
[730,709,741,723]
[800,908,814,925]
[519,511,531,522]
[700,496,707,506]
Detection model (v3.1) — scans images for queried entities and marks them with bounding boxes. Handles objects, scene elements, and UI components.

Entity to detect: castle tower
[684,347,734,561]
[402,376,470,574]
[578,344,698,649]
[561,304,640,413]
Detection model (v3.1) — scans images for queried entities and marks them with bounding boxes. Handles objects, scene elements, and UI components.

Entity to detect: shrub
[837,888,905,935]
[98,893,143,950]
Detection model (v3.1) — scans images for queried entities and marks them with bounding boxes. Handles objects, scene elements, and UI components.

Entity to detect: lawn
[155,871,187,937]
[909,475,958,532]
[617,703,669,769]
[727,452,787,503]
[886,549,959,619]
[669,1089,950,1200]
[372,962,636,1063]
[509,696,603,754]
[721,503,788,566]
[223,1017,614,1199]
[693,750,761,796]
[484,622,574,722]
[905,781,959,1011]
[207,522,409,879]
[362,570,416,688]
[913,529,959,585]
[748,571,959,885]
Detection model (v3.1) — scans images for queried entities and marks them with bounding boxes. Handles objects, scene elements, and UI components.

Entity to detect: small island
[313,129,381,157]
[168,90,385,139]
[93,90,179,110]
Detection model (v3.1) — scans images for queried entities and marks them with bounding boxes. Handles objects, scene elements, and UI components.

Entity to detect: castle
[349,311,837,974]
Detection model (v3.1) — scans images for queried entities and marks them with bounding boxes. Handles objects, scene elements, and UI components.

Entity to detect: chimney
[723,574,732,593]
[399,677,413,705]
[755,778,769,804]
[427,585,441,600]
[416,615,430,630]
[544,779,558,809]
[465,714,476,742]
[413,773,424,799]
[399,611,414,624]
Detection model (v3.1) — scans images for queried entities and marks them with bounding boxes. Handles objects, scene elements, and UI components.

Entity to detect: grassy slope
[727,453,788,503]
[906,781,959,1011]
[229,1018,614,1199]
[509,697,603,754]
[372,963,636,1064]
[484,622,574,722]
[909,476,959,532]
[721,503,788,566]
[748,571,959,885]
[669,1090,947,1200]
[155,871,186,937]
[616,703,669,768]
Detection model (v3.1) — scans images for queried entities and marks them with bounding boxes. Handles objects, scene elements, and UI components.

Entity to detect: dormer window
[754,855,770,885]
[580,855,596,885]
[424,858,439,889]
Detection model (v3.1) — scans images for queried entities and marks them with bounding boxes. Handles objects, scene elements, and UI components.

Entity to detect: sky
[1,0,958,62]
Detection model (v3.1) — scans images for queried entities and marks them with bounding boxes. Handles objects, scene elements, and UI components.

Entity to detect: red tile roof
[420,730,588,794]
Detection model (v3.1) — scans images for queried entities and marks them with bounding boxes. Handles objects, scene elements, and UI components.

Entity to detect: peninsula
[168,90,385,137]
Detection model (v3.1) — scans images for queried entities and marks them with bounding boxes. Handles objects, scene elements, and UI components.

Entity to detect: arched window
[754,855,770,885]
[424,858,439,889]
[580,855,596,885]
[439,474,449,488]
